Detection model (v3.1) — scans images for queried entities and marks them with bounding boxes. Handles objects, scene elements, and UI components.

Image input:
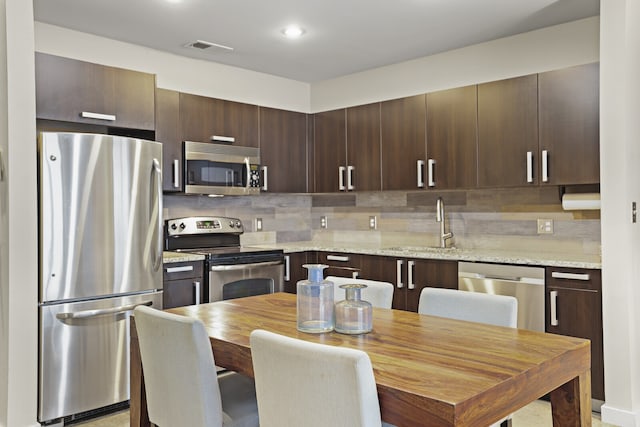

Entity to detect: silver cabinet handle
[284,255,291,281]
[338,166,346,191]
[173,159,180,188]
[81,111,116,121]
[165,265,194,273]
[261,166,268,191]
[211,135,235,143]
[427,159,435,187]
[417,160,425,188]
[551,271,590,281]
[542,150,549,183]
[193,281,201,305]
[352,271,359,279]
[56,300,153,320]
[550,290,559,326]
[526,151,533,183]
[408,260,415,290]
[347,165,355,190]
[326,254,349,262]
[396,259,404,289]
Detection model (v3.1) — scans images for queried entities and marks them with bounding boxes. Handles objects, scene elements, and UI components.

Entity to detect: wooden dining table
[130,292,592,427]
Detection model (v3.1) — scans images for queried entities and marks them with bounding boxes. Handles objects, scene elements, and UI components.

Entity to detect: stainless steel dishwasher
[458,261,545,331]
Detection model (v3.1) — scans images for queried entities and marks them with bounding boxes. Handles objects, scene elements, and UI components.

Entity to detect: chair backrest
[250,329,382,427]
[328,276,394,309]
[134,305,224,427]
[417,287,517,328]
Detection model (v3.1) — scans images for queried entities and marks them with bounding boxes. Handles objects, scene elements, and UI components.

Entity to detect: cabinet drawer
[545,267,601,291]
[163,261,203,281]
[318,252,361,278]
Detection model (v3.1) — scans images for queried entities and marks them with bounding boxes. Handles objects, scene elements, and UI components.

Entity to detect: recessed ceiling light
[282,25,305,39]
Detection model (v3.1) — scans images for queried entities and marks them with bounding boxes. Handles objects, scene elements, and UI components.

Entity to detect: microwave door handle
[245,157,251,189]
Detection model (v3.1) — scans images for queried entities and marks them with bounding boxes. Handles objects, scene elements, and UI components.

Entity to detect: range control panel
[166,216,244,236]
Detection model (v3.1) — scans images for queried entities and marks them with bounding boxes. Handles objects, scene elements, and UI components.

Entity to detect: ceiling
[33,0,599,83]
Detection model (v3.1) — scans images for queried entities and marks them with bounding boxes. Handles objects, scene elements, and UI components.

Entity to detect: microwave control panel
[250,164,260,188]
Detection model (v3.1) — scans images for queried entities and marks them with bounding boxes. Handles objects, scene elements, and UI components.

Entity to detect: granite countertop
[258,242,602,269]
[163,251,205,264]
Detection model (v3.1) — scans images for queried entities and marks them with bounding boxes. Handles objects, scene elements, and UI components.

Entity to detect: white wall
[0,1,38,426]
[600,1,640,426]
[34,22,311,113]
[311,16,600,112]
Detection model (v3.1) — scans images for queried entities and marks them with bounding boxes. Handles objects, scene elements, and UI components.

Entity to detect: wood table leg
[550,370,592,427]
[130,317,151,427]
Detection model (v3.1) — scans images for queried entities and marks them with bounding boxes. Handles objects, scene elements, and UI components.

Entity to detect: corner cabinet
[538,63,600,185]
[259,107,309,193]
[35,53,155,130]
[155,88,182,192]
[477,74,539,187]
[545,267,604,401]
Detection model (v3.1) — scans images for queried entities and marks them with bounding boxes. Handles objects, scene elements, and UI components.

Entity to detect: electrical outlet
[369,216,377,230]
[320,216,328,229]
[537,219,554,234]
[255,217,263,232]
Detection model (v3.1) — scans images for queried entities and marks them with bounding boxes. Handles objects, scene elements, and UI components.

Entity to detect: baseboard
[601,403,640,427]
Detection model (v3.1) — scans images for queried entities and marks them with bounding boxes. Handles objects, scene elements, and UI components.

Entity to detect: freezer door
[39,132,163,302]
[38,291,163,423]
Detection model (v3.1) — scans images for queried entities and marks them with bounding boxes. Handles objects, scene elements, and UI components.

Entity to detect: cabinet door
[114,67,155,130]
[219,100,259,148]
[426,86,478,189]
[163,278,203,309]
[179,93,218,143]
[313,109,346,192]
[347,103,382,191]
[284,252,312,293]
[259,107,308,193]
[407,259,458,312]
[478,74,538,187]
[381,95,426,190]
[546,268,603,400]
[35,53,116,125]
[155,89,182,192]
[538,63,599,185]
[359,255,405,310]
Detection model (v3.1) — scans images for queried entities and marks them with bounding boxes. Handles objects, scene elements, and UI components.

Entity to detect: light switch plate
[369,216,377,230]
[255,218,263,231]
[537,219,553,234]
[320,216,328,229]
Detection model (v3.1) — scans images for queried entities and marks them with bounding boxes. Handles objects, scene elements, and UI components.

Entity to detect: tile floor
[75,399,616,426]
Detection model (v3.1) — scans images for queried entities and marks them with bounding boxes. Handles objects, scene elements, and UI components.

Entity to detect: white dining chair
[418,287,516,427]
[133,305,259,427]
[328,275,394,309]
[250,329,394,427]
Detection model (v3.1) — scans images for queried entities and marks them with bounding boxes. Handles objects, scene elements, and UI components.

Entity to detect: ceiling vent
[184,40,234,53]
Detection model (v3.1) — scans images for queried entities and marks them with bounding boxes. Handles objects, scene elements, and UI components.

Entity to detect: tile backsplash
[164,186,600,256]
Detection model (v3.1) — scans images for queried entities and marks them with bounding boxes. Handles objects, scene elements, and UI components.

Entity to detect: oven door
[208,260,284,302]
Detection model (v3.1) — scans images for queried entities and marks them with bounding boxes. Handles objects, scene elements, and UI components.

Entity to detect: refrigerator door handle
[55,300,154,320]
[151,158,163,271]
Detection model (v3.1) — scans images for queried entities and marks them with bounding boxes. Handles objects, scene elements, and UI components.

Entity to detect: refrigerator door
[38,291,163,423]
[39,132,163,303]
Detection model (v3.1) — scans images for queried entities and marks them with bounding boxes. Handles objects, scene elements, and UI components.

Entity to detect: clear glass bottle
[334,284,373,334]
[296,264,334,333]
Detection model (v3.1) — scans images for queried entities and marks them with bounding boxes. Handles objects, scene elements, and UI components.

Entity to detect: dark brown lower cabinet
[283,252,314,293]
[318,252,362,279]
[545,267,604,401]
[359,255,457,312]
[163,261,204,309]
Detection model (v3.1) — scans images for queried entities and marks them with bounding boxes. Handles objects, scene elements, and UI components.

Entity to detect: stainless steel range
[164,216,284,302]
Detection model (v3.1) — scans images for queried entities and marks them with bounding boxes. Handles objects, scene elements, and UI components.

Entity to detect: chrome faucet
[436,197,453,248]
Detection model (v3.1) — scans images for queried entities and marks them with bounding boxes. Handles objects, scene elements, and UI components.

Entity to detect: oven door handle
[209,260,282,271]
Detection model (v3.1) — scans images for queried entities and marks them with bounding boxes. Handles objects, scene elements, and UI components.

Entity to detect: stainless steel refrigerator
[37,132,164,424]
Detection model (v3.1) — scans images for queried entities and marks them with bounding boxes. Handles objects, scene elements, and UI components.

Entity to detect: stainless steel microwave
[184,141,261,195]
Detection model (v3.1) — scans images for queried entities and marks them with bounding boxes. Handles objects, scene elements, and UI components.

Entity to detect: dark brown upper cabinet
[259,107,309,193]
[538,63,600,185]
[426,86,478,189]
[313,109,347,193]
[477,74,539,187]
[346,103,382,191]
[381,95,427,190]
[179,93,258,147]
[35,53,155,130]
[155,88,182,192]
